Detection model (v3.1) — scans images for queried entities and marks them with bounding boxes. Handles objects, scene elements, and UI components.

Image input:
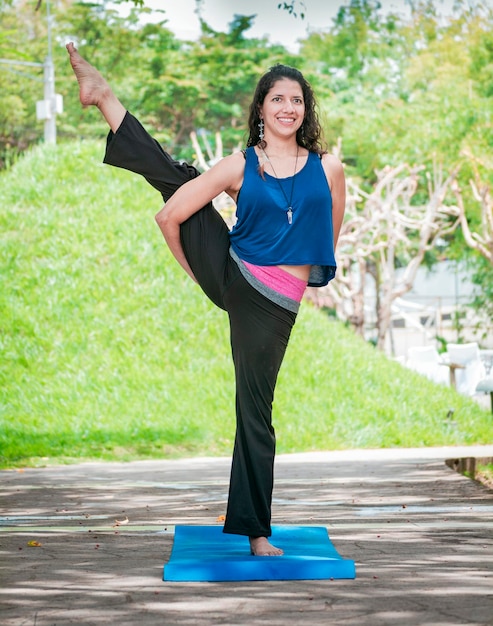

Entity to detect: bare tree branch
[313,162,460,351]
[453,152,493,264]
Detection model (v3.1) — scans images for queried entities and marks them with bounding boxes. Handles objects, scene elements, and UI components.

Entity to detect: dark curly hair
[246,64,326,155]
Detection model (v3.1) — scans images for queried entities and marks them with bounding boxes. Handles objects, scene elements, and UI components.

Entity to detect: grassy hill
[1,141,491,468]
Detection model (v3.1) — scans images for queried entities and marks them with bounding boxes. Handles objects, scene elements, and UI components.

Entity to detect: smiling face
[259,78,305,141]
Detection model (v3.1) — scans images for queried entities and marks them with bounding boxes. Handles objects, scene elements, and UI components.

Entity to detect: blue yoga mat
[163,525,356,582]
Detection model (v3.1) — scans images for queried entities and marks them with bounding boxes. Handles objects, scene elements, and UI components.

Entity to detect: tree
[299,1,493,182]
[97,0,307,17]
[277,1,306,19]
[0,0,53,166]
[0,0,295,164]
[308,163,461,352]
[189,128,237,225]
[0,0,158,161]
[454,156,493,265]
[452,153,493,328]
[136,14,295,156]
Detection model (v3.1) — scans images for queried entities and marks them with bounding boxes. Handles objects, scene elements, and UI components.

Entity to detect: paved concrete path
[1,446,493,625]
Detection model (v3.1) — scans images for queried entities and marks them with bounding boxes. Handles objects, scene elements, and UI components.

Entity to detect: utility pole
[35,0,63,144]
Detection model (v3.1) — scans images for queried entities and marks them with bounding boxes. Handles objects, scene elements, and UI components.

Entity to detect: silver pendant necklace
[261,146,299,225]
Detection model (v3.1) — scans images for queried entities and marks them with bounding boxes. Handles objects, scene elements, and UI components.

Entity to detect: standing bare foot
[66,42,111,108]
[249,536,284,556]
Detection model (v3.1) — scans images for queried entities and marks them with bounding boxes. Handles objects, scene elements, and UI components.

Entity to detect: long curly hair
[246,64,326,155]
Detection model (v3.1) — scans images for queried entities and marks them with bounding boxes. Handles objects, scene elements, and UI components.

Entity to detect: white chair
[406,346,449,385]
[476,349,493,413]
[446,342,486,396]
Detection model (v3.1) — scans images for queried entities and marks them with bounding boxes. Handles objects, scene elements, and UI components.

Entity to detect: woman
[67,43,345,556]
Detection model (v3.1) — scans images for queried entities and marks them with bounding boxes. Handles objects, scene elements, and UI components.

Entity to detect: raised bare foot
[249,536,284,556]
[66,42,111,108]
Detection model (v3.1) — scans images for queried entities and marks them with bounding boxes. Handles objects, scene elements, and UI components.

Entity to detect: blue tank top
[229,146,336,287]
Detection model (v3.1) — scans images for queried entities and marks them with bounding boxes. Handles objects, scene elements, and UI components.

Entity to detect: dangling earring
[258,119,264,142]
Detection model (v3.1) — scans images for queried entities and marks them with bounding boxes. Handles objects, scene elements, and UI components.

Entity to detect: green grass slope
[1,141,491,468]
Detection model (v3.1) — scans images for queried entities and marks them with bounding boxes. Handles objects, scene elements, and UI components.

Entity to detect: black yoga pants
[104,112,297,537]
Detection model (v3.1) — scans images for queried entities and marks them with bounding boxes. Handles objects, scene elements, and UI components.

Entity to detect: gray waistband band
[229,248,301,314]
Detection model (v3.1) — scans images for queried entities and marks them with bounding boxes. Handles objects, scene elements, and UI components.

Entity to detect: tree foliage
[0,1,295,162]
[300,0,493,181]
[308,162,461,350]
[1,0,493,337]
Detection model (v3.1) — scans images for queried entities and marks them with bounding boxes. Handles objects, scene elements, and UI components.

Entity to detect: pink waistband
[242,260,307,302]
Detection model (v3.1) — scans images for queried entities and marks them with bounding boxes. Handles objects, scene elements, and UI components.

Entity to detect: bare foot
[66,42,111,108]
[249,536,284,556]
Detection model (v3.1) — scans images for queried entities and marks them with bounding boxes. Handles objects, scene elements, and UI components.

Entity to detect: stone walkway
[1,446,493,625]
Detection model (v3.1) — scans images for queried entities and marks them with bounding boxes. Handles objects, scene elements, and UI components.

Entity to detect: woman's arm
[155,151,244,280]
[322,153,346,248]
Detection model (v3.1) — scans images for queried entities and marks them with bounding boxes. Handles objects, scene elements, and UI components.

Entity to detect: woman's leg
[67,42,199,202]
[67,43,235,307]
[222,277,297,555]
[103,112,201,203]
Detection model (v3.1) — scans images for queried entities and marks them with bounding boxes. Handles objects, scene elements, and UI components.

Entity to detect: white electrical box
[54,93,63,114]
[36,94,63,120]
[36,99,51,120]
